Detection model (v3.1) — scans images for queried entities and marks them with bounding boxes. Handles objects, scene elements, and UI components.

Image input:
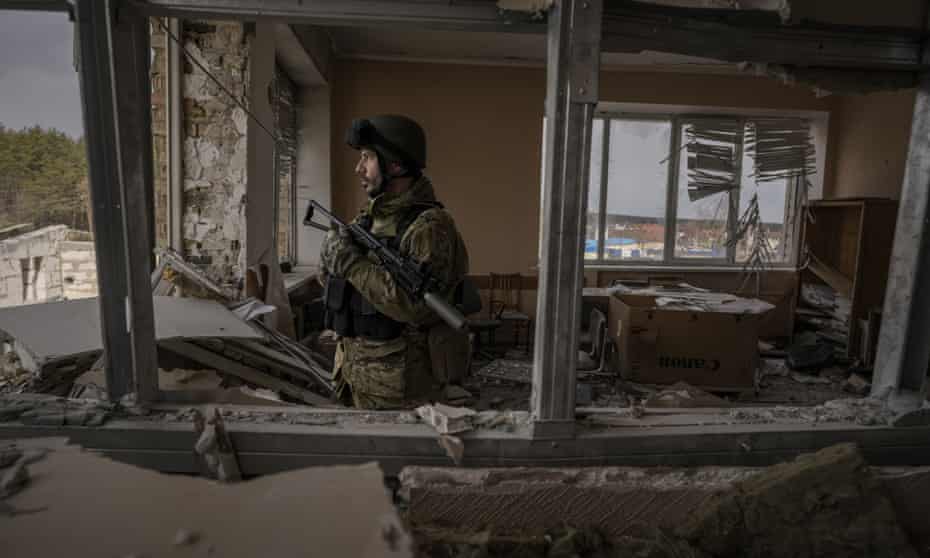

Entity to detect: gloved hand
[320,226,364,278]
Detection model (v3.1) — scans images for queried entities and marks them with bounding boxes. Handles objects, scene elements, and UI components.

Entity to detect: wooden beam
[531,0,602,439]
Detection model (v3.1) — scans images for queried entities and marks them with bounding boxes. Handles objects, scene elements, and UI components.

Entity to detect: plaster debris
[417,404,477,435]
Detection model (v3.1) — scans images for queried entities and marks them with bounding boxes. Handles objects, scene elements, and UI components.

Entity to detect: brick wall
[181,21,250,288]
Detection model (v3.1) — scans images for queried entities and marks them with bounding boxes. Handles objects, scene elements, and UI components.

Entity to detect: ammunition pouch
[324,276,405,341]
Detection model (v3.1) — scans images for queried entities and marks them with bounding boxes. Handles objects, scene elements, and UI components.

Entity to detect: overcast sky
[0,10,84,138]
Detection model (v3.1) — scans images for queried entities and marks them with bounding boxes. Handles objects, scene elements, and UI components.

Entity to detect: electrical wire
[156,18,279,145]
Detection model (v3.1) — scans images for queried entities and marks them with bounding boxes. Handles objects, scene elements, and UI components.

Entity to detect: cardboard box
[608,292,772,391]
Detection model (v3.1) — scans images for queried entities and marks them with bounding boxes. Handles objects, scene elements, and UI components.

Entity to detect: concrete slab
[1,437,411,557]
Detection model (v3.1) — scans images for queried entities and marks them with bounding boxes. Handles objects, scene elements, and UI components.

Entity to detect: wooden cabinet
[800,198,898,358]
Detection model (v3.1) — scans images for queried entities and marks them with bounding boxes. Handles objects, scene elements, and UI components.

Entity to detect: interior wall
[331,59,836,275]
[247,22,294,335]
[828,89,916,200]
[295,86,332,268]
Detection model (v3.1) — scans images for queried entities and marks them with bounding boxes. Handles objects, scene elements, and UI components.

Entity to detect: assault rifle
[303,200,468,331]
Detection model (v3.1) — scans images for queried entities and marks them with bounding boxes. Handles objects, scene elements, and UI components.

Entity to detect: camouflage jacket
[335,176,469,409]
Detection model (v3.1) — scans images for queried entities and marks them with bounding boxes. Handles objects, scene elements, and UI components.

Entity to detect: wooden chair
[489,272,532,353]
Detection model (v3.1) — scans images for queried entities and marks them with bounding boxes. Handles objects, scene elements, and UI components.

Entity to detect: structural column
[531,0,602,438]
[871,64,930,411]
[74,0,159,401]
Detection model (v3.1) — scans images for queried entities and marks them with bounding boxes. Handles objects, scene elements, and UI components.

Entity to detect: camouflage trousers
[333,330,436,410]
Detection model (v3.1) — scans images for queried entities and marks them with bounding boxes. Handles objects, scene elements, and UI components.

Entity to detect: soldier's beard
[363,176,384,198]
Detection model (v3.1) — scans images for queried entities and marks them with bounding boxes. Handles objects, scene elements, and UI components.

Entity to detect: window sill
[583,263,798,273]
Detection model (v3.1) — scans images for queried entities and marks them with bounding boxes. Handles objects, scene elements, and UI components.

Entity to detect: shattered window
[674,122,731,260]
[581,112,819,267]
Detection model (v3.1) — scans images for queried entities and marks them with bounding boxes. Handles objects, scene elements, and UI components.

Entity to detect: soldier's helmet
[346,115,427,171]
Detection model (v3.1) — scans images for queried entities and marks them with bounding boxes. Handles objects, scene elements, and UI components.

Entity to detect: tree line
[0,124,89,231]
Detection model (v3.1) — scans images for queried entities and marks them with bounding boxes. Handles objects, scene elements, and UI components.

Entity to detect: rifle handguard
[423,292,467,331]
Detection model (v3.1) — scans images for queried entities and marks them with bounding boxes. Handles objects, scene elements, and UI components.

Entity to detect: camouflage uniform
[325,176,469,409]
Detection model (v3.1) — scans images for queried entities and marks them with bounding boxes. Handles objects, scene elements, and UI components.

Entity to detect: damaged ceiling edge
[496,0,554,17]
[632,0,792,23]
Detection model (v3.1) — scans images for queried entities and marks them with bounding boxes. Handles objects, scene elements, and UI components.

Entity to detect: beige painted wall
[828,89,916,200]
[331,60,835,274]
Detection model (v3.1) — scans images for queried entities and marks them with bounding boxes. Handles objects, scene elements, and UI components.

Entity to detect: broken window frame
[580,106,825,270]
[271,65,299,267]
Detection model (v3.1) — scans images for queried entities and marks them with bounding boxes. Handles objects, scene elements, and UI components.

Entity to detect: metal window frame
[270,64,299,266]
[587,109,812,270]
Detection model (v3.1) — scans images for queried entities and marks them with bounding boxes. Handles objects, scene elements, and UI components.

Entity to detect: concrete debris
[437,434,465,466]
[0,395,113,427]
[417,404,477,435]
[473,410,530,432]
[496,0,553,16]
[677,443,918,558]
[0,246,333,405]
[476,359,532,384]
[790,371,833,385]
[644,381,729,408]
[406,445,927,558]
[729,398,894,426]
[844,372,872,396]
[193,408,241,482]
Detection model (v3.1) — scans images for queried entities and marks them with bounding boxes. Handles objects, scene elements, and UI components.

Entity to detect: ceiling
[324,26,739,74]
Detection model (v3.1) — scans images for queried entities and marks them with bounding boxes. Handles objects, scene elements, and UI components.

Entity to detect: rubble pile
[0,248,337,407]
[410,444,923,558]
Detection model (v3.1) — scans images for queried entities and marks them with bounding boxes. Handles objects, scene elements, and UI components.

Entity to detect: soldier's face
[355,148,383,197]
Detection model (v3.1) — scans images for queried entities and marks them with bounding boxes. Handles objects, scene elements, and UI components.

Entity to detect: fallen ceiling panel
[0,296,261,364]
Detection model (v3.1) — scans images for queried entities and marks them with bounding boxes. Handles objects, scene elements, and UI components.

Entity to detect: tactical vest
[323,202,441,341]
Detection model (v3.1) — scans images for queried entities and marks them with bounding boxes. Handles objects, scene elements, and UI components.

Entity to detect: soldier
[320,115,471,409]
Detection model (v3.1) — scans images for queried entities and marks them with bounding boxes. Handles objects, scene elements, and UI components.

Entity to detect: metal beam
[167,18,183,253]
[109,0,159,402]
[531,0,601,439]
[0,0,70,11]
[128,0,924,71]
[4,419,930,475]
[73,0,134,400]
[132,0,545,32]
[871,13,930,412]
[602,2,923,70]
